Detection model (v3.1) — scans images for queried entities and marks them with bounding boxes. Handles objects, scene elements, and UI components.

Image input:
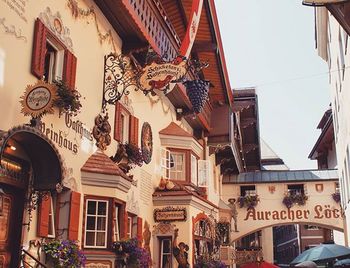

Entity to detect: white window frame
[160,237,172,268]
[161,148,171,179]
[198,160,210,187]
[114,205,120,241]
[127,214,138,239]
[169,152,186,181]
[45,38,64,83]
[121,110,130,143]
[47,194,55,238]
[191,154,198,185]
[84,199,109,248]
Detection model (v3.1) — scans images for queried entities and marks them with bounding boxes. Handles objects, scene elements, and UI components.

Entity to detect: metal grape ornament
[183,79,210,114]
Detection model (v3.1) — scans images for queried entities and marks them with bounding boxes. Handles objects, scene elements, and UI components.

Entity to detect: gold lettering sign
[20,80,56,118]
[139,60,187,92]
[154,207,187,222]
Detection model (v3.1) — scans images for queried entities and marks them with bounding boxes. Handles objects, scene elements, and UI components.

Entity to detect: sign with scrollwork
[20,80,56,118]
[154,207,187,222]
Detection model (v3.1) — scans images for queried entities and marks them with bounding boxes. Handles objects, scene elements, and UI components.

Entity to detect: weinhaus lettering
[244,205,342,222]
[38,113,93,154]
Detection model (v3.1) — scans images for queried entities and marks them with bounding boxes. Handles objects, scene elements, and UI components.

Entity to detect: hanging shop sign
[303,0,348,5]
[154,207,187,222]
[139,60,187,92]
[20,80,56,118]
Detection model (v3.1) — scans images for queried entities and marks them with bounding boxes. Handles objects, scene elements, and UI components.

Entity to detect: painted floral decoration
[332,192,341,203]
[42,239,86,267]
[282,192,308,208]
[237,195,260,210]
[112,238,151,268]
[53,79,82,116]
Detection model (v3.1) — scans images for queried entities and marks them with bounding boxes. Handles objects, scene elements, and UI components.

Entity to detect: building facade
[310,0,350,245]
[0,0,235,267]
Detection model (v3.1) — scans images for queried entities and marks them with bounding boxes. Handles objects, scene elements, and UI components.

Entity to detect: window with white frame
[161,148,171,179]
[127,214,138,239]
[120,110,130,143]
[169,152,186,181]
[191,154,198,185]
[44,39,64,83]
[48,194,56,238]
[114,205,120,241]
[159,237,172,268]
[85,199,108,248]
[198,160,210,187]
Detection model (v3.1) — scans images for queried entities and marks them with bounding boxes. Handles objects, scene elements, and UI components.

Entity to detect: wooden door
[0,188,25,268]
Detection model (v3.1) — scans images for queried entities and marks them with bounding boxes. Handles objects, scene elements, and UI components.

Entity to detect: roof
[260,138,289,170]
[159,122,192,137]
[222,169,338,184]
[81,150,131,180]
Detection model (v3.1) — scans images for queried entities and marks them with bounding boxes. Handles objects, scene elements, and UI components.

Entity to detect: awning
[303,0,348,6]
[0,125,63,191]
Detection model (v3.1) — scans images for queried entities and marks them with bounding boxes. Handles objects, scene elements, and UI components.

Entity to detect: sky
[215,0,331,170]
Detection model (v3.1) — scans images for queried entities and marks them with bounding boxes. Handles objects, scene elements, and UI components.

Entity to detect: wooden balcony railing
[122,0,181,59]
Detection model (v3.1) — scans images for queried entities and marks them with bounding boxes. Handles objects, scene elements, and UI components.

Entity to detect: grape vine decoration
[183,79,210,114]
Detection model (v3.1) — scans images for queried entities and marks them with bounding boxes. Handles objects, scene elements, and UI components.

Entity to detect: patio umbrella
[335,258,350,267]
[295,261,317,268]
[240,261,279,268]
[291,244,350,264]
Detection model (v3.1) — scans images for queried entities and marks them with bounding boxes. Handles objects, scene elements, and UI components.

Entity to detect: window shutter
[31,19,47,79]
[198,160,210,187]
[37,195,51,237]
[114,102,122,142]
[63,50,77,90]
[137,217,142,246]
[160,148,170,179]
[129,115,139,146]
[68,191,81,240]
[191,155,198,185]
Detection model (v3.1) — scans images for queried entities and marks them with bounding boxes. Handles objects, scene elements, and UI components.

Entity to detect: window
[240,185,256,197]
[161,148,171,179]
[48,194,56,238]
[114,102,139,145]
[287,184,304,195]
[85,200,108,248]
[198,160,210,187]
[127,213,138,239]
[191,154,198,185]
[159,237,172,268]
[169,152,186,181]
[31,19,77,89]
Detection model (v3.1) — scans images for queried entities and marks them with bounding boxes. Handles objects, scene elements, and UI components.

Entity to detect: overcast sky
[215,0,331,170]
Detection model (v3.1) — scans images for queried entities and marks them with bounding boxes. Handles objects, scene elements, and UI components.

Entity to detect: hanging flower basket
[332,192,341,203]
[53,79,82,116]
[42,239,86,268]
[183,79,210,114]
[112,238,151,268]
[282,192,308,208]
[237,195,260,210]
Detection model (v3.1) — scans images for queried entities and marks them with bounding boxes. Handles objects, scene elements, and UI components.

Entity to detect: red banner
[179,0,204,58]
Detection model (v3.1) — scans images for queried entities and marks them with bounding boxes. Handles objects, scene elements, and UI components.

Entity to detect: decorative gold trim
[20,80,57,118]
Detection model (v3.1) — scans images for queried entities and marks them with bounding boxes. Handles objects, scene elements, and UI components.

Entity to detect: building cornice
[81,171,131,193]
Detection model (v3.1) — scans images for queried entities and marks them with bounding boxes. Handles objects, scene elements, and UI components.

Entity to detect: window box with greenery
[112,238,151,268]
[282,192,308,209]
[42,239,86,267]
[53,79,82,116]
[111,142,144,174]
[237,195,260,210]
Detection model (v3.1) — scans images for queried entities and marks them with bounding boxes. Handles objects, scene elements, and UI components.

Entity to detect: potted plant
[237,195,260,210]
[112,238,151,268]
[111,143,144,173]
[53,79,82,116]
[332,192,341,203]
[282,192,308,208]
[42,239,86,267]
